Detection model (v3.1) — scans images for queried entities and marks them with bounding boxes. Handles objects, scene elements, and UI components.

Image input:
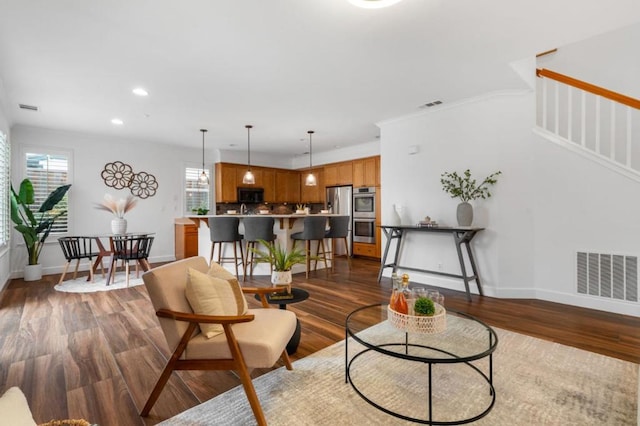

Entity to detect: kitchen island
[187,213,341,276]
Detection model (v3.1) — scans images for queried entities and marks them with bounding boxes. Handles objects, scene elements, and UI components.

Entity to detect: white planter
[111,218,127,234]
[24,264,43,281]
[271,270,292,286]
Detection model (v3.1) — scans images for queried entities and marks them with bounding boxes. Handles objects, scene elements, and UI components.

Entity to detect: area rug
[54,274,143,293]
[160,319,638,426]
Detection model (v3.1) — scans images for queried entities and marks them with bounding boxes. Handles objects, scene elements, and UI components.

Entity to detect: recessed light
[229,144,237,147]
[111,118,124,125]
[132,87,148,96]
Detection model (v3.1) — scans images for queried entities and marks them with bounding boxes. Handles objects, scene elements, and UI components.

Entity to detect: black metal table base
[377,226,484,302]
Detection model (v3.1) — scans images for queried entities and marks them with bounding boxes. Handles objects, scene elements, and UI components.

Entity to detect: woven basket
[387,303,447,334]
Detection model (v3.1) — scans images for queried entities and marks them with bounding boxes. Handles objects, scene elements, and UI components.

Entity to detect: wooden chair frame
[141,287,293,426]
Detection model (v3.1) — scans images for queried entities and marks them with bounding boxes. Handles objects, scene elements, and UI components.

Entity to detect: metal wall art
[101,161,158,198]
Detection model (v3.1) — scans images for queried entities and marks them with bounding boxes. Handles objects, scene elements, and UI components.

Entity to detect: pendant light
[199,129,209,184]
[305,130,317,186]
[243,125,255,184]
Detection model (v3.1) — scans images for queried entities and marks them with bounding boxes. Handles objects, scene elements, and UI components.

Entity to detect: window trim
[20,145,74,238]
[0,131,9,248]
[183,162,211,216]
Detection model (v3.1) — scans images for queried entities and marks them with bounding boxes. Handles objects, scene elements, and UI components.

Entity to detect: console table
[377,225,484,301]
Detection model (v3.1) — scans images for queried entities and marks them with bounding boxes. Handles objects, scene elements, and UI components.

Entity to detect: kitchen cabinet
[353,156,379,188]
[275,170,300,203]
[262,169,276,202]
[324,161,353,186]
[215,163,239,202]
[300,167,324,203]
[174,218,199,260]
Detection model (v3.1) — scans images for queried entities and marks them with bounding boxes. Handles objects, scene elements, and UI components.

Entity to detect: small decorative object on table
[250,239,313,295]
[417,216,438,228]
[388,274,447,333]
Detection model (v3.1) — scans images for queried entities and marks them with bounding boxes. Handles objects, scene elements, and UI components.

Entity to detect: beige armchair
[140,256,296,426]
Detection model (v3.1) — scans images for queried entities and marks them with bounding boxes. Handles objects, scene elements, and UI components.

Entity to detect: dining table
[89,232,155,285]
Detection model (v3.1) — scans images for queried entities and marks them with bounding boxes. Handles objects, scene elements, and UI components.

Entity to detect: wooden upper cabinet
[275,170,300,203]
[324,161,353,187]
[338,162,353,185]
[300,168,324,203]
[262,169,276,202]
[353,156,379,188]
[215,163,239,202]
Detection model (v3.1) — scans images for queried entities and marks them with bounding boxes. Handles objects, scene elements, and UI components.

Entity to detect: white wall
[538,22,640,98]
[9,125,204,278]
[380,89,640,317]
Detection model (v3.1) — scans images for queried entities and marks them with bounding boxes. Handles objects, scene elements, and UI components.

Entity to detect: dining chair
[57,236,101,284]
[111,235,154,286]
[140,256,296,426]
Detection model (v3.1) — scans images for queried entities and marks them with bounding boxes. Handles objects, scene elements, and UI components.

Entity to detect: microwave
[237,187,264,203]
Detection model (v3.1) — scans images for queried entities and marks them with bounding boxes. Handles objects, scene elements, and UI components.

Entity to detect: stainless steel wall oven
[353,187,376,243]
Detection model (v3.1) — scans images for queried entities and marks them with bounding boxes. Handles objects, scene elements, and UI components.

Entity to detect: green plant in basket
[414,297,436,316]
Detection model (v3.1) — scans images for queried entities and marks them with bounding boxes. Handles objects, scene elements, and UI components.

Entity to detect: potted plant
[250,239,310,288]
[440,169,501,226]
[10,179,72,281]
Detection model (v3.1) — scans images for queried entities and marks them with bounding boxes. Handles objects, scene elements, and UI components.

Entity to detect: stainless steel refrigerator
[326,185,352,256]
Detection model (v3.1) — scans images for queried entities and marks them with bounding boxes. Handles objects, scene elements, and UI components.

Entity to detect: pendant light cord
[308,130,314,169]
[246,125,253,170]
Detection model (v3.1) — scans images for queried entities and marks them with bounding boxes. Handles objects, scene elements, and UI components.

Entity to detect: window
[24,151,71,234]
[185,166,210,214]
[0,132,9,247]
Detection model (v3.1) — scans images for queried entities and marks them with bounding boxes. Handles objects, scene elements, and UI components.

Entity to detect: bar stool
[324,215,351,271]
[208,216,244,278]
[243,216,276,281]
[291,216,329,279]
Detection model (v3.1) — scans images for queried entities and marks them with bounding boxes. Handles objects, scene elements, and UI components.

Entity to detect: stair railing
[536,68,640,176]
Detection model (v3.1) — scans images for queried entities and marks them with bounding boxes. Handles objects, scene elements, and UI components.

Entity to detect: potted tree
[440,169,501,226]
[10,178,72,281]
[250,239,309,289]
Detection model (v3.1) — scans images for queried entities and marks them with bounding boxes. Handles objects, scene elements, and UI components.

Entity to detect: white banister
[537,69,640,177]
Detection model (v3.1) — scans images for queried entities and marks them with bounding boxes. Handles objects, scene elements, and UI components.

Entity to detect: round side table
[255,287,309,354]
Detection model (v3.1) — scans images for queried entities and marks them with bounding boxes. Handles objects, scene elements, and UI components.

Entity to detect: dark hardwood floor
[1,256,639,425]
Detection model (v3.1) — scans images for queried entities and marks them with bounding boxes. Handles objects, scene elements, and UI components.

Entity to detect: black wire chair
[111,235,154,286]
[58,236,101,284]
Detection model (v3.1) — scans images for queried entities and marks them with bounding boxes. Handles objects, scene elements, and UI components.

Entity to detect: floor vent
[576,252,637,302]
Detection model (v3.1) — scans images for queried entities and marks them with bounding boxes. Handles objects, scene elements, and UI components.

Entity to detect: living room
[1,1,639,425]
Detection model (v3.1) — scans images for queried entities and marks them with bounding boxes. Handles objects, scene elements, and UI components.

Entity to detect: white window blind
[185,167,210,214]
[0,132,9,247]
[25,152,70,234]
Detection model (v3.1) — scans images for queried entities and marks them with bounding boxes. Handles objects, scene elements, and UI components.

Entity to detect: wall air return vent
[419,100,443,109]
[576,251,637,302]
[18,104,39,111]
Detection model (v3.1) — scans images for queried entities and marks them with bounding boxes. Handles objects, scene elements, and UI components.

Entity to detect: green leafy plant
[191,207,209,215]
[440,169,502,202]
[10,179,72,265]
[414,297,436,316]
[250,239,310,271]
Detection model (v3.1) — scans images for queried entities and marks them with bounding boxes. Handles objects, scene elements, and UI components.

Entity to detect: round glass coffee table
[345,304,498,425]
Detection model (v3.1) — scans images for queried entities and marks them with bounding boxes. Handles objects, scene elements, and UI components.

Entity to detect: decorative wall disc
[101,161,134,189]
[129,171,158,199]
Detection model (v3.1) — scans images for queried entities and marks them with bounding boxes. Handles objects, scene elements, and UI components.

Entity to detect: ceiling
[0,0,638,157]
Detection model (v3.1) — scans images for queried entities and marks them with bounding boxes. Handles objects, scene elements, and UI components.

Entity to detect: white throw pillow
[186,268,248,338]
[0,387,37,426]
